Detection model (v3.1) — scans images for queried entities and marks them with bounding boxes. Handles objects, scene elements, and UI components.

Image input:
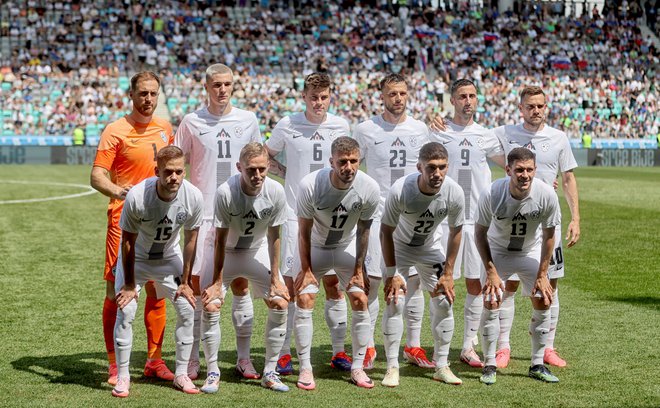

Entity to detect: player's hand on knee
[174,282,196,307]
[482,276,504,309]
[116,286,138,309]
[269,279,291,302]
[433,273,455,304]
[347,269,367,294]
[294,270,318,295]
[533,277,553,306]
[384,275,406,305]
[202,282,225,308]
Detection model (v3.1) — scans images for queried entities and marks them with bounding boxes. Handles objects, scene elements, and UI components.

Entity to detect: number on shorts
[433,262,444,278]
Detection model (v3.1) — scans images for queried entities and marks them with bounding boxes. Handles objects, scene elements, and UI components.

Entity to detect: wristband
[385,266,397,278]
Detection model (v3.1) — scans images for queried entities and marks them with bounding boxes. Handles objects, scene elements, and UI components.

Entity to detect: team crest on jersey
[391,137,406,147]
[310,131,324,141]
[459,138,473,147]
[541,142,550,152]
[523,142,536,150]
[160,131,167,143]
[218,129,230,139]
[436,208,447,217]
[176,212,188,224]
[421,209,434,218]
[477,138,485,148]
[243,210,259,219]
[158,215,173,224]
[409,136,419,147]
[512,211,527,221]
[235,126,243,138]
[351,202,362,212]
[328,131,337,140]
[333,203,348,212]
[365,254,372,266]
[260,207,273,218]
[529,210,541,220]
[286,256,294,269]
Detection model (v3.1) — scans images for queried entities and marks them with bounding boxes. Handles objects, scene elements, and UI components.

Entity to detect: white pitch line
[0,180,97,204]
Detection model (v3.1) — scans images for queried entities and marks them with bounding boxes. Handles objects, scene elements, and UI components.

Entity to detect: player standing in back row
[430,79,505,368]
[174,63,263,383]
[492,86,580,369]
[354,73,434,370]
[91,71,175,385]
[265,73,354,375]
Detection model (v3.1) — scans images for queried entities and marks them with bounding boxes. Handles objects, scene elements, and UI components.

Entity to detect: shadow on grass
[10,351,183,391]
[605,295,660,311]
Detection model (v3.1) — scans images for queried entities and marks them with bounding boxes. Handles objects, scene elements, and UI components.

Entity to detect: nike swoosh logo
[230,213,241,216]
[375,141,384,145]
[140,219,153,222]
[317,207,330,211]
[200,130,215,136]
[404,211,416,214]
[496,216,507,220]
[279,333,286,337]
[442,141,451,145]
[293,134,303,138]
[508,140,518,145]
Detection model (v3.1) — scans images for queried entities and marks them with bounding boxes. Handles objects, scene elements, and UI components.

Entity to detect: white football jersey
[475,177,561,253]
[494,123,577,186]
[297,168,380,248]
[120,178,204,261]
[174,106,262,217]
[430,121,502,222]
[214,175,287,252]
[355,115,431,208]
[381,173,465,249]
[266,112,351,211]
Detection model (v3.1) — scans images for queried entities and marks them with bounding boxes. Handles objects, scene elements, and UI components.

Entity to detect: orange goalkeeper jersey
[93,115,174,218]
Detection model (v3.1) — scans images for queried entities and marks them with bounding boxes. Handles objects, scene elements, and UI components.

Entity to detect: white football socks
[530,308,551,366]
[547,288,559,349]
[279,302,295,357]
[190,297,202,363]
[367,276,382,348]
[324,298,347,355]
[114,299,137,377]
[480,307,500,367]
[173,296,195,376]
[430,295,454,367]
[294,306,314,371]
[350,310,371,369]
[264,308,287,373]
[201,309,220,374]
[463,293,482,351]
[382,296,404,368]
[498,290,515,350]
[232,294,254,361]
[404,274,424,348]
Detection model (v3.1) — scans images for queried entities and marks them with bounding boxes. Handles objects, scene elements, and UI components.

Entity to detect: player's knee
[465,278,482,295]
[348,292,368,311]
[268,297,288,310]
[204,299,222,313]
[296,293,315,309]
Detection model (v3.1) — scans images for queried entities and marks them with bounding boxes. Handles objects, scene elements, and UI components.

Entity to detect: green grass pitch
[0,165,658,407]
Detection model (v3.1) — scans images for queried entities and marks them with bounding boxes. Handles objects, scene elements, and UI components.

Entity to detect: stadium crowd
[0,0,657,140]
